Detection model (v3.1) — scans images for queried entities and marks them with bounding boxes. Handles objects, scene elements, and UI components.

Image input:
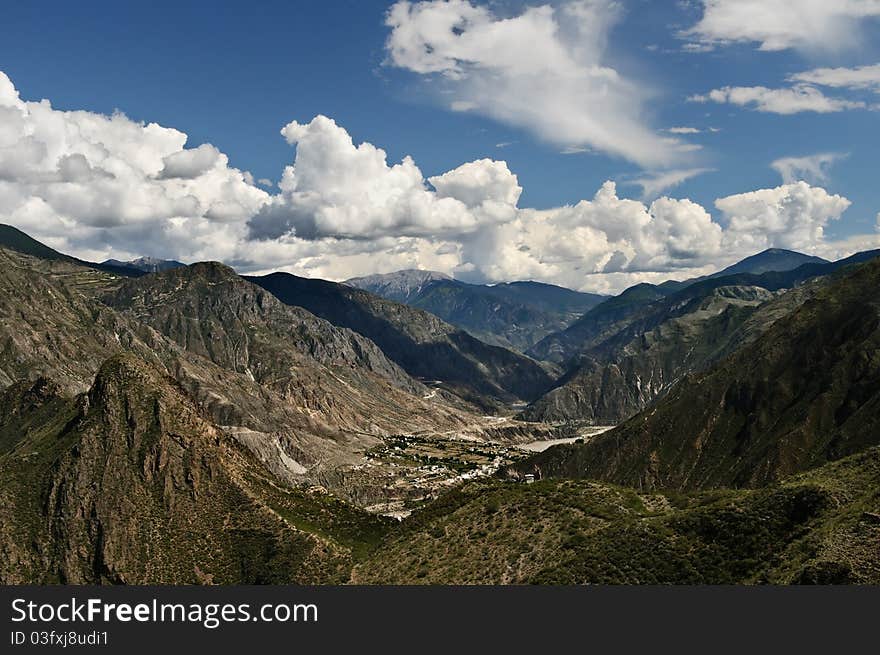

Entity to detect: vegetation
[357,448,880,584]
[2,225,880,586]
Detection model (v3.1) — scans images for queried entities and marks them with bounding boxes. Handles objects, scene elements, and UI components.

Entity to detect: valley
[2,223,879,584]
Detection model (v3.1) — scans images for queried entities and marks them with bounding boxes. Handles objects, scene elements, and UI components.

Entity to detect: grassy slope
[355,448,880,584]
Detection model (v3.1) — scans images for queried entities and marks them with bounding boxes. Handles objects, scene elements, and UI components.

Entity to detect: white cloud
[683,0,880,51]
[559,146,590,155]
[667,126,701,134]
[789,63,880,92]
[770,152,847,184]
[807,231,880,261]
[157,143,223,179]
[429,158,521,208]
[384,0,689,167]
[455,181,725,291]
[248,115,510,241]
[0,72,267,263]
[689,85,867,114]
[0,70,876,296]
[628,168,714,199]
[716,182,851,251]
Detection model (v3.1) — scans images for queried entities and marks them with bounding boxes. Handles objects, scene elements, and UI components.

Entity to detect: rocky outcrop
[0,247,474,495]
[0,355,359,584]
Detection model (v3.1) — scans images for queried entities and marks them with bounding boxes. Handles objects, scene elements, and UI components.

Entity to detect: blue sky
[1,1,879,292]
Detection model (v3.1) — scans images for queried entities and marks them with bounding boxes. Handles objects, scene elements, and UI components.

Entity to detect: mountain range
[518,256,880,490]
[521,248,879,424]
[1,222,879,584]
[346,270,606,352]
[102,256,186,273]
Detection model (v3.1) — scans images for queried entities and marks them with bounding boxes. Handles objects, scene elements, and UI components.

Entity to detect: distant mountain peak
[345,269,453,303]
[346,269,451,285]
[712,248,828,278]
[102,256,185,273]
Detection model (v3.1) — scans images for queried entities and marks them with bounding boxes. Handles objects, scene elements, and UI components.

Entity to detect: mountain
[0,223,144,278]
[345,269,452,303]
[355,447,880,584]
[105,261,421,395]
[529,250,829,366]
[711,248,828,278]
[0,354,391,584]
[96,260,490,489]
[0,245,171,391]
[102,256,186,273]
[518,257,880,491]
[346,271,605,352]
[658,248,830,293]
[521,284,780,423]
[522,250,880,424]
[0,241,477,503]
[248,272,554,409]
[527,283,668,364]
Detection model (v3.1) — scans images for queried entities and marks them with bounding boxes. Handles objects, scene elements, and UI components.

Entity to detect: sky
[1,0,879,293]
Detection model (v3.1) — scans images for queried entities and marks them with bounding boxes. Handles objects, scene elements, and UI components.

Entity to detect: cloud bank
[0,71,875,294]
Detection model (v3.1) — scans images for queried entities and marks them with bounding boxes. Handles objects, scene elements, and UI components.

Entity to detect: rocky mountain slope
[347,271,605,352]
[248,272,554,409]
[657,248,829,293]
[4,222,880,586]
[521,284,779,423]
[522,250,880,424]
[0,355,390,584]
[345,269,452,303]
[0,223,145,278]
[0,244,476,498]
[518,257,880,491]
[709,247,828,278]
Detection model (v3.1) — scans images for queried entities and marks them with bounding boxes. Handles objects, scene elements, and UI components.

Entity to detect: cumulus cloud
[771,152,847,184]
[429,159,521,208]
[454,181,725,291]
[683,0,880,51]
[157,143,223,179]
[0,71,267,262]
[248,115,512,241]
[716,182,851,252]
[384,0,690,167]
[689,85,867,114]
[0,70,875,295]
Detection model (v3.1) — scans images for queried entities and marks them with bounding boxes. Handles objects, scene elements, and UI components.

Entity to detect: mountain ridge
[102,256,186,273]
[347,270,605,352]
[517,257,880,491]
[248,271,555,408]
